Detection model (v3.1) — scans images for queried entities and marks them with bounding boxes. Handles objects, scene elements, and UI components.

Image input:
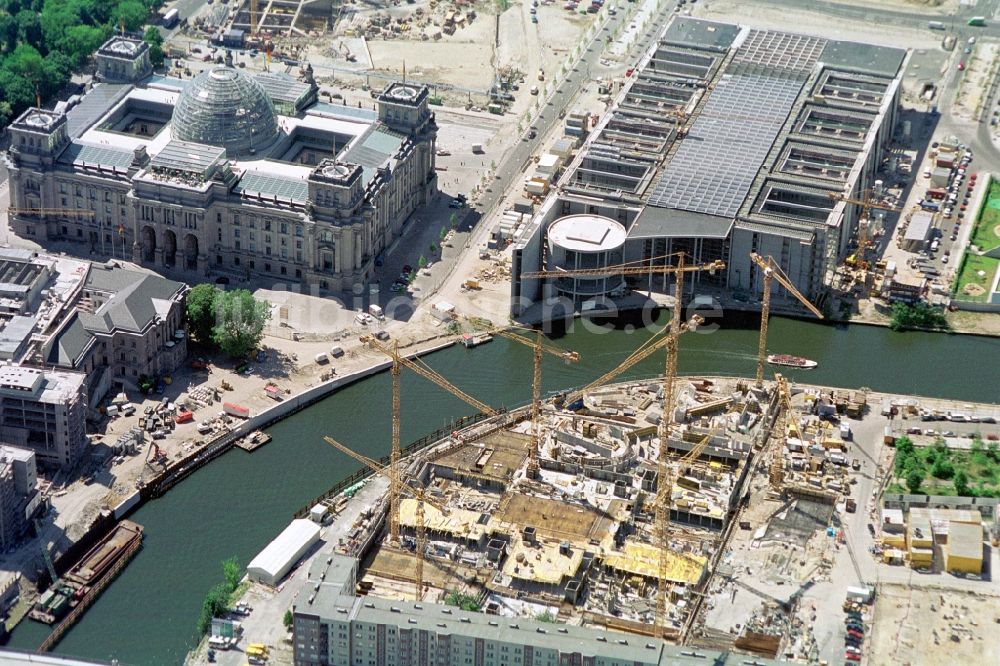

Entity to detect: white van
[368,304,384,320]
[315,353,329,365]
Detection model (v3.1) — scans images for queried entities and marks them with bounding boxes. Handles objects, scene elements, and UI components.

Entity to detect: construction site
[296,253,848,657]
[174,0,599,107]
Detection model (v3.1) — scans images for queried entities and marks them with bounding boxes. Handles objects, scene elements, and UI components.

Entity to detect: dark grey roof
[81,267,184,334]
[150,140,227,176]
[58,141,135,171]
[46,312,95,368]
[235,169,309,203]
[64,83,132,138]
[661,17,739,52]
[821,40,906,77]
[628,207,733,240]
[342,126,405,185]
[0,315,36,358]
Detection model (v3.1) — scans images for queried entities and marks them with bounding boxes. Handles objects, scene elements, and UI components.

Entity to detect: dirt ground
[869,584,1000,666]
[952,42,998,122]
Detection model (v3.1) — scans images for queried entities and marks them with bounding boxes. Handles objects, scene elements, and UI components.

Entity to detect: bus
[968,16,986,27]
[162,7,179,28]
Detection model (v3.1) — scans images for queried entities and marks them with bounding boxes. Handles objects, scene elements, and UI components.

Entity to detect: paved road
[757,0,1000,34]
[469,0,676,225]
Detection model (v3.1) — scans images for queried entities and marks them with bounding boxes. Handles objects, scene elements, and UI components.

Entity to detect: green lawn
[954,253,998,302]
[969,181,1000,252]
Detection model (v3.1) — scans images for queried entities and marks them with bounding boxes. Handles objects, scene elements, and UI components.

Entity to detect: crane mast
[749,253,823,388]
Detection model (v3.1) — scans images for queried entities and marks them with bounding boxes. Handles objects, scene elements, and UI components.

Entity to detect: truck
[162,7,180,27]
[846,585,873,604]
[471,143,484,154]
[846,498,857,513]
[968,16,986,27]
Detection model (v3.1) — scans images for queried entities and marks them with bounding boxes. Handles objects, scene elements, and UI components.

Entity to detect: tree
[186,283,218,343]
[197,583,229,635]
[110,0,148,32]
[222,556,241,592]
[14,9,42,50]
[534,610,555,623]
[142,25,163,67]
[905,469,923,494]
[889,301,948,332]
[954,469,970,497]
[211,289,270,359]
[0,13,18,53]
[59,24,107,65]
[930,457,954,480]
[418,255,427,268]
[283,609,294,630]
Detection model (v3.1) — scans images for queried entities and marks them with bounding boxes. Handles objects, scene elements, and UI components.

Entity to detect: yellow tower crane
[652,252,707,638]
[323,435,447,600]
[826,190,902,270]
[462,319,579,478]
[359,336,496,543]
[769,373,793,491]
[748,253,823,389]
[521,253,724,409]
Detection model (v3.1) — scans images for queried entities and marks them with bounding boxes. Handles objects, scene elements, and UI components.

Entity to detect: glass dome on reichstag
[171,65,279,156]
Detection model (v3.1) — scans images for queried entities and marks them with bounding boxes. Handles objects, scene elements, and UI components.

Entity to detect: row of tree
[0,0,165,127]
[186,284,270,359]
[197,556,243,635]
[888,301,948,332]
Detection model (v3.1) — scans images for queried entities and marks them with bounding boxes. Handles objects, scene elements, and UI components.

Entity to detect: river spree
[7,316,999,663]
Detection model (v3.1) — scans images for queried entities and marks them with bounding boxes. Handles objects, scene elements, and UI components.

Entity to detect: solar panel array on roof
[235,170,309,203]
[647,70,804,217]
[57,141,135,170]
[732,29,826,73]
[150,140,226,176]
[64,83,132,138]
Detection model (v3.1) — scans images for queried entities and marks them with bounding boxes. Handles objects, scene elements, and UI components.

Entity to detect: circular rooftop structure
[548,215,626,254]
[171,66,279,157]
[545,215,626,300]
[386,84,421,102]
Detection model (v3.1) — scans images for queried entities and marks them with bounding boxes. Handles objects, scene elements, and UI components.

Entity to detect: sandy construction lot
[869,584,1000,666]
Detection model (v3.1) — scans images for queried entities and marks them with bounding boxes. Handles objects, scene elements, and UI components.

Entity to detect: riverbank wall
[113,338,460,521]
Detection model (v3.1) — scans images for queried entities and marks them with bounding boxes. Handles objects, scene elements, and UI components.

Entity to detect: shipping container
[223,402,250,418]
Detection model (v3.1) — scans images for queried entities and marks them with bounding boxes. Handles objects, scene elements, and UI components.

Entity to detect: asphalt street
[469,1,677,231]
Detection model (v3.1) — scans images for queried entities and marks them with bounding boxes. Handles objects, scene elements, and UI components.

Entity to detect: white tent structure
[247,519,321,586]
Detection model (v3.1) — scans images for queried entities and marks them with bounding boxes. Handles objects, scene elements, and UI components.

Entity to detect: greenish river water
[6,316,999,663]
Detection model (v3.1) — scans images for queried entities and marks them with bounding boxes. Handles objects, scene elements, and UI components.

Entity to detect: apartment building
[0,366,87,470]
